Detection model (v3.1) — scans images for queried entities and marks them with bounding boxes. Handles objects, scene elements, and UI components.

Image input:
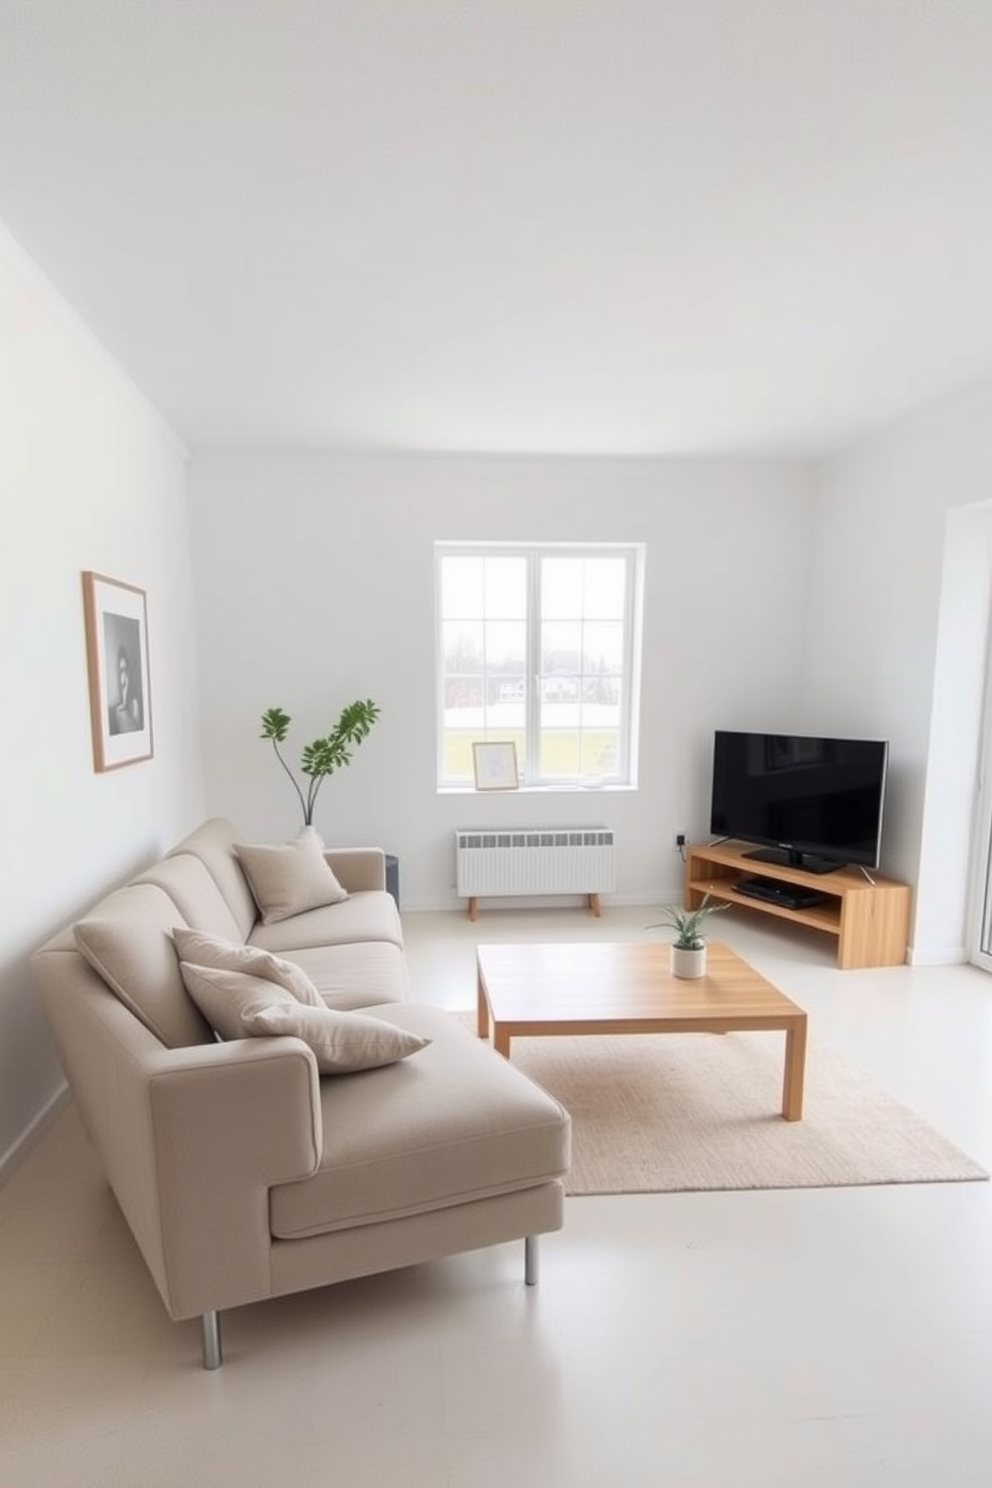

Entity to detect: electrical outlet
[674,832,686,849]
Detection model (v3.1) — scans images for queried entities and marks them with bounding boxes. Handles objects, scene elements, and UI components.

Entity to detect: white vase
[670,944,707,979]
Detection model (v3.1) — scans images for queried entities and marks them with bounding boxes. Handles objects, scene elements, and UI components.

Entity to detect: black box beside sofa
[31,818,571,1369]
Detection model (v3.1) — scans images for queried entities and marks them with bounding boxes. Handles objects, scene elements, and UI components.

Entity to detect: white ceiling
[3,1,992,457]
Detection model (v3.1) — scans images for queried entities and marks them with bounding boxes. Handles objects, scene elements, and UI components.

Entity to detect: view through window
[436,543,643,788]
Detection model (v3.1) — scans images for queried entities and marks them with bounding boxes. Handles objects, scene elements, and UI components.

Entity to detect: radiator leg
[202,1310,223,1370]
[524,1235,539,1286]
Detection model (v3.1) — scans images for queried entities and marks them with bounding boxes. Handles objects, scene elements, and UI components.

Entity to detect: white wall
[805,378,992,963]
[188,450,814,909]
[0,226,206,1170]
[5,213,988,1175]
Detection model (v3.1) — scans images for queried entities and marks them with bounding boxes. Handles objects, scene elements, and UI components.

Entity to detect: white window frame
[435,541,644,790]
[967,610,992,971]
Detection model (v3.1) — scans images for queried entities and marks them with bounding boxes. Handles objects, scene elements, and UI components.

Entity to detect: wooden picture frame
[82,571,153,772]
[473,740,519,791]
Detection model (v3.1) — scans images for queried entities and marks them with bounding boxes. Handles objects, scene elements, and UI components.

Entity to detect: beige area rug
[481,1023,989,1195]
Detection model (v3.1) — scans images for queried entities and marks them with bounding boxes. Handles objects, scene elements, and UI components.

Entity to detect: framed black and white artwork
[82,570,154,771]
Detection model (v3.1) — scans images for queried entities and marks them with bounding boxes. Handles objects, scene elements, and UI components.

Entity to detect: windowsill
[437,783,638,795]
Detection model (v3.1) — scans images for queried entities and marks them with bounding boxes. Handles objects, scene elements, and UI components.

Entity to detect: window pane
[541,620,582,674]
[540,728,580,778]
[494,707,526,735]
[444,676,484,708]
[443,730,477,781]
[541,677,580,703]
[542,558,583,618]
[442,620,483,674]
[582,620,624,673]
[581,674,621,706]
[583,559,627,619]
[441,556,527,621]
[542,556,626,620]
[493,672,526,731]
[483,557,527,618]
[441,557,484,618]
[484,620,525,671]
[580,728,620,779]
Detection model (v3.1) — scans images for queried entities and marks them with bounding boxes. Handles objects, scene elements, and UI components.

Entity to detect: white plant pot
[670,944,707,979]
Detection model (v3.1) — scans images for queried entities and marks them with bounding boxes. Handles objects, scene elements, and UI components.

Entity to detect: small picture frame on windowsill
[473,741,519,791]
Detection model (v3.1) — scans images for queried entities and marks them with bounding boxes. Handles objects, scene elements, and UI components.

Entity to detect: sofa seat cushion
[73,884,213,1049]
[269,1006,571,1240]
[248,890,403,954]
[278,941,411,1010]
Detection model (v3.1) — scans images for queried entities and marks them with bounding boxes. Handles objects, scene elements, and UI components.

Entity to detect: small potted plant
[648,893,728,979]
[260,698,381,831]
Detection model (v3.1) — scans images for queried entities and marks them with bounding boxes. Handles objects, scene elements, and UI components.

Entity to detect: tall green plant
[260,699,381,828]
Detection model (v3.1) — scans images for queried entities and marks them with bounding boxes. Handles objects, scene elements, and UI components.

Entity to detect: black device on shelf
[709,730,889,874]
[733,875,831,910]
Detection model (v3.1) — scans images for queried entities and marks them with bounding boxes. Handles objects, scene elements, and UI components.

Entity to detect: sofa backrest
[35,819,264,1055]
[135,853,246,945]
[166,818,259,941]
[72,882,213,1049]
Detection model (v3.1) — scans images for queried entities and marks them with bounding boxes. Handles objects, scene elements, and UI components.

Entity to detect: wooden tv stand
[685,841,911,969]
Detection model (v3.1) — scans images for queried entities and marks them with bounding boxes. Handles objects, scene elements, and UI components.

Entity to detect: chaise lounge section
[31,818,571,1368]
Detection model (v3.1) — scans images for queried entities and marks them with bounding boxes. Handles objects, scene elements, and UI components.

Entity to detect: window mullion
[618,549,632,778]
[526,551,542,785]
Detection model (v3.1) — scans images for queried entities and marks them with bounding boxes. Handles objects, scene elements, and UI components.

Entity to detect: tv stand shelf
[685,841,911,969]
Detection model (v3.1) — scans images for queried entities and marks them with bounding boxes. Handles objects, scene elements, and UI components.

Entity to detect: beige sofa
[31,819,571,1368]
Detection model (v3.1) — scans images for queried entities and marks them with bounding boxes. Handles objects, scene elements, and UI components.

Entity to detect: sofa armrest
[323,846,386,893]
[145,1037,322,1319]
[35,938,325,1322]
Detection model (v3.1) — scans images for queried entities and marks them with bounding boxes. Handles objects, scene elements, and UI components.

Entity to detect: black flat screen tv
[709,730,889,873]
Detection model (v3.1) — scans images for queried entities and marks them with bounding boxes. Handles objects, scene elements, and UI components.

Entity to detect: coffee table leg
[476,967,490,1040]
[493,1023,511,1058]
[782,1016,808,1121]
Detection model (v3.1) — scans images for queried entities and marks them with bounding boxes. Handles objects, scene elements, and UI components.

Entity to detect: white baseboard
[0,1081,70,1188]
[905,944,968,966]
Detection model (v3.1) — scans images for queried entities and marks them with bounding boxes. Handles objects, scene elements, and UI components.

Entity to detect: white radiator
[455,828,616,900]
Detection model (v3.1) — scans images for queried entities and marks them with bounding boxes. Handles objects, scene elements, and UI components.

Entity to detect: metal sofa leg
[202,1310,223,1370]
[524,1234,539,1286]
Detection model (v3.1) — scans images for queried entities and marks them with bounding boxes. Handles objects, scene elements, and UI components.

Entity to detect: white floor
[3,904,992,1487]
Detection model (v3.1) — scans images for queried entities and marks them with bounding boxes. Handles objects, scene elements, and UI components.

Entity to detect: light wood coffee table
[476,940,808,1121]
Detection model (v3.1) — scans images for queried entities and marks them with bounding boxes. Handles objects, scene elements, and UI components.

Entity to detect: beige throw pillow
[234,827,349,925]
[241,1002,431,1074]
[178,963,429,1073]
[177,963,299,1042]
[73,901,211,1050]
[172,928,323,1006]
